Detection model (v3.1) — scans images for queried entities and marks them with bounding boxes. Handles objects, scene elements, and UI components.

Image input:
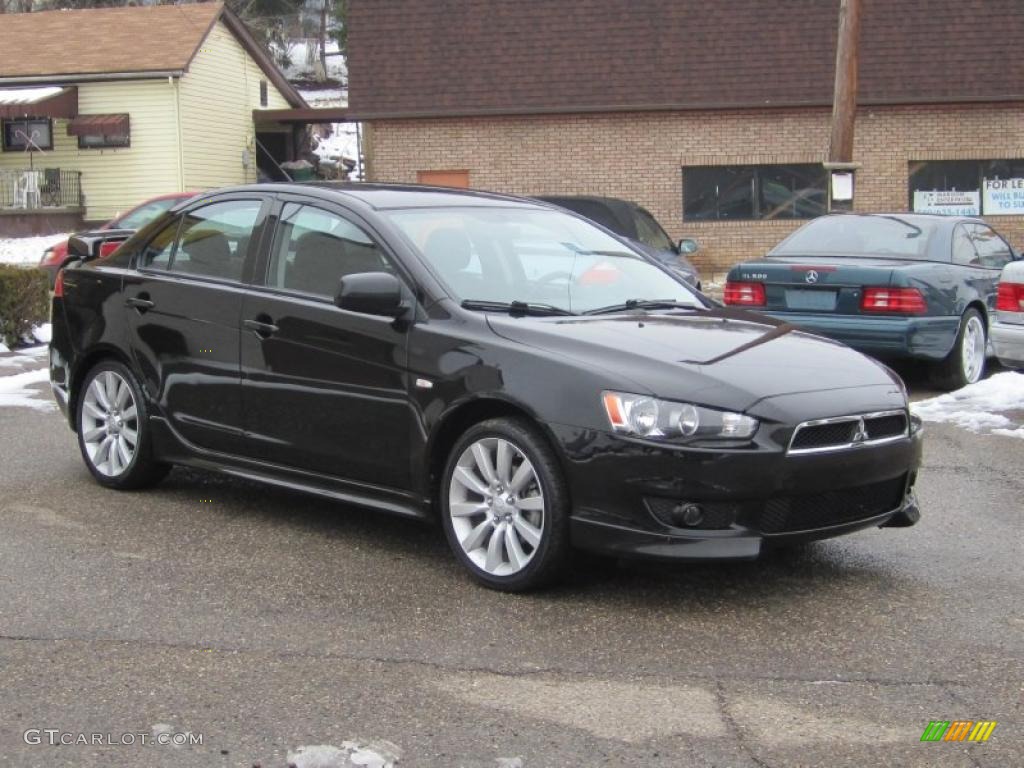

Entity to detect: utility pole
[826,0,862,211]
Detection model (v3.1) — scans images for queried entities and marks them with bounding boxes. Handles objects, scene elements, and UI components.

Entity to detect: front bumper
[553,421,923,562]
[761,311,959,361]
[991,319,1024,370]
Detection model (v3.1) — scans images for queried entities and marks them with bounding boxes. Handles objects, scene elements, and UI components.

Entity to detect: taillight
[99,240,123,258]
[53,269,65,298]
[723,281,766,307]
[860,287,927,314]
[997,282,1024,312]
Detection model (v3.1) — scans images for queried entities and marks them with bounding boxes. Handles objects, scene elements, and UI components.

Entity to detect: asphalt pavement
[0,356,1021,767]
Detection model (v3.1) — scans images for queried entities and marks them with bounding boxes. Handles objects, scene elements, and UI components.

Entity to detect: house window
[69,114,130,150]
[260,80,269,107]
[78,133,130,149]
[417,170,470,188]
[2,118,53,151]
[910,160,1024,216]
[683,164,827,221]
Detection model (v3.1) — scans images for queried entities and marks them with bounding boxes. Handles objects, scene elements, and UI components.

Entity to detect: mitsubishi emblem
[852,418,869,444]
[805,270,819,284]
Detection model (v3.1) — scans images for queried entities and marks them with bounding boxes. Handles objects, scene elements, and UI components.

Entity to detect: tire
[930,309,987,391]
[76,360,170,490]
[440,417,570,591]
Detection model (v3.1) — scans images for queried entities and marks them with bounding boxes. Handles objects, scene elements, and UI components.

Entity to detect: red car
[39,192,193,286]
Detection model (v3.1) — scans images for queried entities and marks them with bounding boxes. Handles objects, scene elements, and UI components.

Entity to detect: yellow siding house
[0,3,305,235]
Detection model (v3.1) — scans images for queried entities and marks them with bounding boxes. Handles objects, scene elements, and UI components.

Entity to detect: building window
[78,133,130,149]
[260,80,269,107]
[683,164,827,221]
[910,160,1024,216]
[2,118,53,151]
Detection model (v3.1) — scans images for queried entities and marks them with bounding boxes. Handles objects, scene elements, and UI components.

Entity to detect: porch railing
[0,169,83,210]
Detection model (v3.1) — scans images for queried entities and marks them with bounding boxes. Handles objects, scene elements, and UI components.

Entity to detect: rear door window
[166,200,262,282]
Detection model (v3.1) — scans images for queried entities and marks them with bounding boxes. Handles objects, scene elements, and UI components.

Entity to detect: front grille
[758,475,907,534]
[788,411,908,453]
[865,414,907,440]
[790,421,856,450]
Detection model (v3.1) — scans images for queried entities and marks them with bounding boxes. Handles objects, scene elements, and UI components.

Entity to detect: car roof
[198,182,553,211]
[820,212,983,226]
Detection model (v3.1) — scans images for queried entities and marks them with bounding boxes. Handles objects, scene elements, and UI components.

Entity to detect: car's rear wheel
[77,361,169,489]
[931,309,987,390]
[440,417,569,591]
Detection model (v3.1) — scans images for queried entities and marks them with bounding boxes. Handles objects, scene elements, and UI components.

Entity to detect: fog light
[674,503,704,527]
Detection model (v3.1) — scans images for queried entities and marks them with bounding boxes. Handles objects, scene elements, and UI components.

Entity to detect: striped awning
[66,114,129,136]
[0,86,78,119]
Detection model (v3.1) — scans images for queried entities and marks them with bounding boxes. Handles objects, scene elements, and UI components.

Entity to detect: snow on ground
[0,366,53,411]
[274,38,347,81]
[314,122,362,179]
[0,233,68,265]
[911,371,1024,438]
[287,740,401,768]
[299,87,346,107]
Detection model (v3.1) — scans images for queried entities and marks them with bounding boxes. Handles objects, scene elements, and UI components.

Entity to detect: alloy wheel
[81,370,138,477]
[448,437,545,576]
[961,315,985,384]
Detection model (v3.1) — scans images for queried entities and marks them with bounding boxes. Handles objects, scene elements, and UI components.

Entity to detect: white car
[992,260,1024,370]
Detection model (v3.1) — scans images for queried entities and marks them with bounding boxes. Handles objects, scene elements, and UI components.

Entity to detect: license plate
[785,289,837,311]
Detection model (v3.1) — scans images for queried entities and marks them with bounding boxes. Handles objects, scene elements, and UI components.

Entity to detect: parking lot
[0,355,1021,767]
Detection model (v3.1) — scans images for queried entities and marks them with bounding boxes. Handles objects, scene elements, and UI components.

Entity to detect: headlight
[601,391,758,441]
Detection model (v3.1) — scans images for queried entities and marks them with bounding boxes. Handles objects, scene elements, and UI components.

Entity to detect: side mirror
[334,272,407,317]
[678,238,700,255]
[66,229,134,261]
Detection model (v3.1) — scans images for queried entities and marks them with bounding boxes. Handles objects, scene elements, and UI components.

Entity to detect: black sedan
[725,213,1019,389]
[49,184,922,591]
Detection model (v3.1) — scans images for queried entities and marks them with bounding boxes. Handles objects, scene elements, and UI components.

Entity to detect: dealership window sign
[982,178,1024,215]
[913,190,980,216]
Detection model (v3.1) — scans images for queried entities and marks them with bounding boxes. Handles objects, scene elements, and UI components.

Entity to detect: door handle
[244,317,279,338]
[125,295,155,312]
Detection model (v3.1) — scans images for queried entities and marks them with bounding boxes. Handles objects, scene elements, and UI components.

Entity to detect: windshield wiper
[461,299,576,316]
[584,299,700,315]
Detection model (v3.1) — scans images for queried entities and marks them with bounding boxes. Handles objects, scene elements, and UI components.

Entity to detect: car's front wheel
[931,308,987,390]
[440,417,569,591]
[77,360,169,489]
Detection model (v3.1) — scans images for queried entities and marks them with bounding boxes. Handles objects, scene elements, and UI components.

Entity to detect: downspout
[170,75,185,192]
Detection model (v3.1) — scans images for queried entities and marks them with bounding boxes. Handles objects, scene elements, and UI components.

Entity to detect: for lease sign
[982,178,1024,215]
[913,190,980,216]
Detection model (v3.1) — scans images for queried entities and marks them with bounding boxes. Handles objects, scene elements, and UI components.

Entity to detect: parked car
[724,213,1019,390]
[992,260,1024,370]
[50,184,921,591]
[535,195,702,289]
[38,192,194,286]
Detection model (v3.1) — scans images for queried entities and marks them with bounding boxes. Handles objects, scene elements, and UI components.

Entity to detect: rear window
[771,215,942,260]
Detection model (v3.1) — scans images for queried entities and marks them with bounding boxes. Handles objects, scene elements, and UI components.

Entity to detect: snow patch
[31,323,52,344]
[287,741,401,768]
[313,123,362,179]
[911,371,1024,437]
[0,233,69,265]
[0,366,53,411]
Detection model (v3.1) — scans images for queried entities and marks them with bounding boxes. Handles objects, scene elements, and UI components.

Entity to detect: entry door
[124,197,268,454]
[240,200,413,490]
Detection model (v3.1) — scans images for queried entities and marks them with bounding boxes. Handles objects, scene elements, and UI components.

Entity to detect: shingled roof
[347,0,1024,118]
[0,3,304,107]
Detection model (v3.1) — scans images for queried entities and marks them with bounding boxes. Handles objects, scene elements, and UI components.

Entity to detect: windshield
[771,215,941,259]
[115,198,181,230]
[384,206,700,314]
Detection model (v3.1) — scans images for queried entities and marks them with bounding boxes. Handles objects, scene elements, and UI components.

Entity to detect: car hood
[486,308,901,412]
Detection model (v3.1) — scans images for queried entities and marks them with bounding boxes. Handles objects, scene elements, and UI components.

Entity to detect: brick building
[346,1,1024,278]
